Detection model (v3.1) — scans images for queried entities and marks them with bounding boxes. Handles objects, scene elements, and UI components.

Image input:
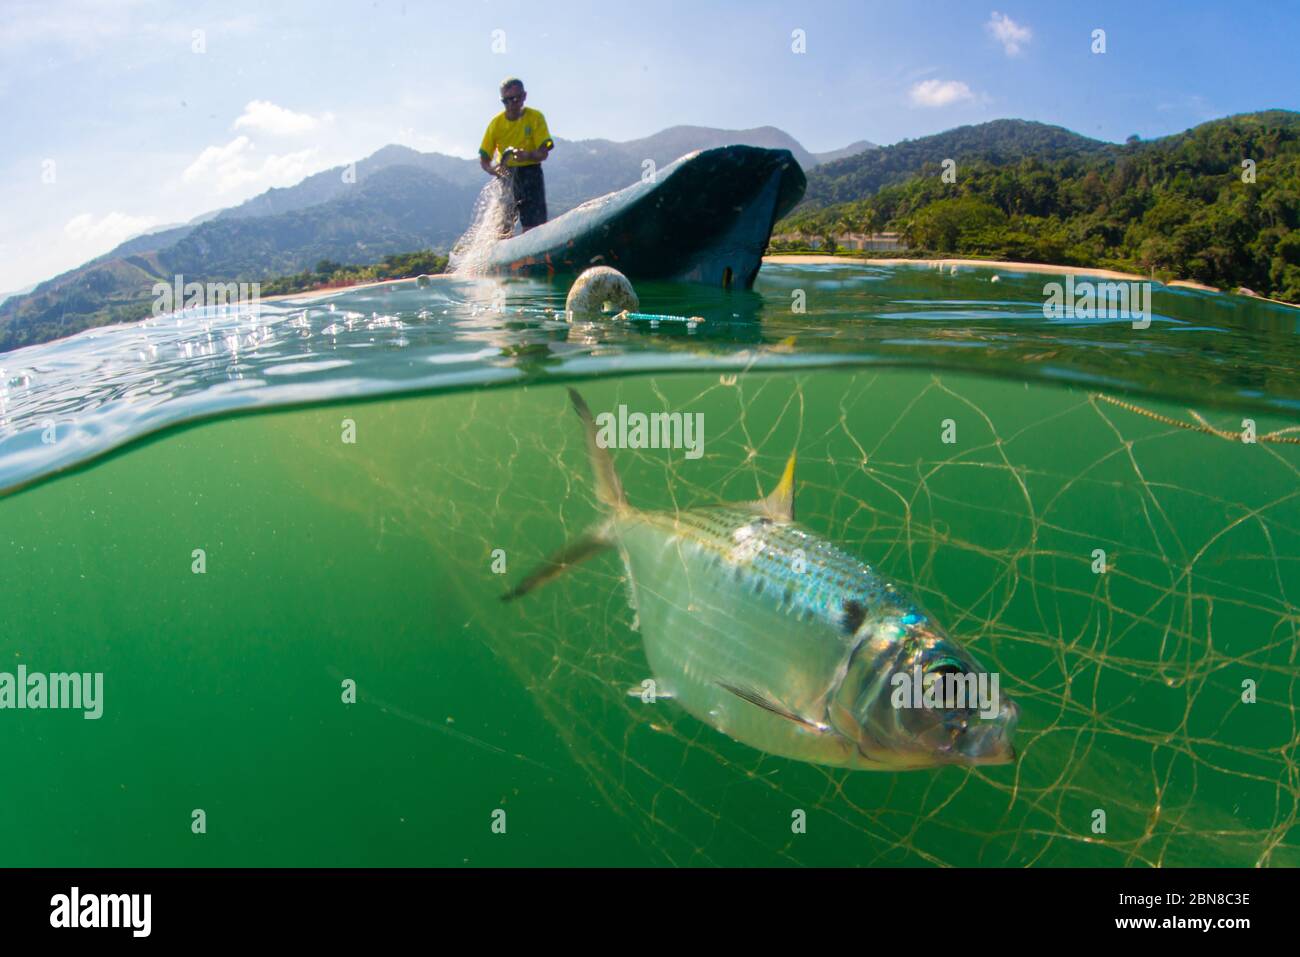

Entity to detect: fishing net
[288,366,1300,867]
[448,176,516,276]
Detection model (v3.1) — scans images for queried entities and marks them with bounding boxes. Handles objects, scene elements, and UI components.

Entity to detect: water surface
[2,262,1296,866]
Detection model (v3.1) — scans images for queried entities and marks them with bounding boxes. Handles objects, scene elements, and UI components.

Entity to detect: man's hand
[506,147,548,164]
[483,145,548,178]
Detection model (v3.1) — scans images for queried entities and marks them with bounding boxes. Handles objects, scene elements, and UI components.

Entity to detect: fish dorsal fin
[750,451,796,522]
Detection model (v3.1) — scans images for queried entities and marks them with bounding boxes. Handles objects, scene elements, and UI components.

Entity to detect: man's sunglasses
[501,94,524,104]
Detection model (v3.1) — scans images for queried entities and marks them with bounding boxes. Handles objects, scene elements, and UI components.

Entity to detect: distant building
[771,231,904,252]
[837,232,903,251]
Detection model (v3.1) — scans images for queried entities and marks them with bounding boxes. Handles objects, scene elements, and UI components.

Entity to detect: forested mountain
[795,119,1111,209]
[157,165,474,279]
[0,166,476,351]
[779,111,1300,302]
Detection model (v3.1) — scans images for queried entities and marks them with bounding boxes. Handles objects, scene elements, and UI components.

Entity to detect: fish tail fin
[567,387,627,511]
[501,520,613,602]
[501,389,628,602]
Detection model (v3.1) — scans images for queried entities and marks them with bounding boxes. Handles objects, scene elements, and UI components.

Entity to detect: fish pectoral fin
[717,682,829,733]
[501,522,613,602]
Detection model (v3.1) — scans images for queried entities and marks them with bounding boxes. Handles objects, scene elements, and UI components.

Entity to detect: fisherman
[478,77,554,236]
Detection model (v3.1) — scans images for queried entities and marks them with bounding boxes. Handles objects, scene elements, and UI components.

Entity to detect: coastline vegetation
[778,112,1300,302]
[259,250,448,296]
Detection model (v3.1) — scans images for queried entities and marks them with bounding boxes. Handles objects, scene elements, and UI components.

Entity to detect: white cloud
[987,12,1032,56]
[233,100,331,136]
[183,136,253,183]
[909,79,975,108]
[63,211,158,243]
[182,136,320,194]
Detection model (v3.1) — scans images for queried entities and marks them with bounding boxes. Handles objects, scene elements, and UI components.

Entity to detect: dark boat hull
[480,146,806,289]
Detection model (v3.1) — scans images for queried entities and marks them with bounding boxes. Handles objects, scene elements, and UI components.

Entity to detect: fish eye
[925,655,964,678]
[922,660,968,710]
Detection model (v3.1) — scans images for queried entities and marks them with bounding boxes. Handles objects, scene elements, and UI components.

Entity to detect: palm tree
[898,218,920,250]
[860,206,879,239]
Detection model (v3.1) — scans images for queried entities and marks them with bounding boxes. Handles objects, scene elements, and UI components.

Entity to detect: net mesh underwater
[274,367,1300,867]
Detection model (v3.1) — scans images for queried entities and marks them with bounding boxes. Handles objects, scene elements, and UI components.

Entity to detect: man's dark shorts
[509,164,548,230]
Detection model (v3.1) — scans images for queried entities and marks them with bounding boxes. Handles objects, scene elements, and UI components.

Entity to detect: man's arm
[480,153,510,177]
[523,113,554,163]
[479,118,506,176]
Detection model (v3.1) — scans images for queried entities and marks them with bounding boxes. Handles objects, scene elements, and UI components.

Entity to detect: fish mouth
[952,698,1019,765]
[852,700,1020,769]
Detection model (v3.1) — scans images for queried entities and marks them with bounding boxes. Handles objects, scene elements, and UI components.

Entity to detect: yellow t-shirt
[478,107,554,167]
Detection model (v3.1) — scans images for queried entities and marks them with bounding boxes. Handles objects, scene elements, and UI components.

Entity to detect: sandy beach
[762,254,1300,302]
[765,254,1179,283]
[764,254,1145,278]
[262,275,443,304]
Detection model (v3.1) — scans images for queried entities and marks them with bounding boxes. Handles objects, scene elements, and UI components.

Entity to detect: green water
[4,368,1297,866]
[2,263,1298,866]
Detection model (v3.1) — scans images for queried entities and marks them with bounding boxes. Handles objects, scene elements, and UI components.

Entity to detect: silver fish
[504,389,1018,770]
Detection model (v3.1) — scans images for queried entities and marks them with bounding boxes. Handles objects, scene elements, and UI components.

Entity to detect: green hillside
[779,111,1300,302]
[795,119,1111,209]
[0,166,474,352]
[157,166,473,279]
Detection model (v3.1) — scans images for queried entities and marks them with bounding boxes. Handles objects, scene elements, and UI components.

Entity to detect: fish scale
[646,506,913,633]
[614,505,926,767]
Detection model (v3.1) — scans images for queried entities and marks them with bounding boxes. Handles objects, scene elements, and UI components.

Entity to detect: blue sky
[2,0,1297,292]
